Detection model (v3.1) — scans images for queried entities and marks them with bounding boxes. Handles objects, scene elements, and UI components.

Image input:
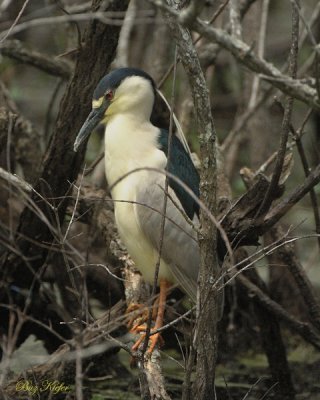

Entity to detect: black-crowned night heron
[74,68,208,352]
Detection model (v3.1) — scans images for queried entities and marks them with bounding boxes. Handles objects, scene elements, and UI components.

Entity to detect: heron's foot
[131,325,164,354]
[129,280,169,355]
[126,296,160,329]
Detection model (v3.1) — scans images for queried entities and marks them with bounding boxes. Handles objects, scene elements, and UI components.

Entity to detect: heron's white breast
[104,114,165,188]
[103,115,174,283]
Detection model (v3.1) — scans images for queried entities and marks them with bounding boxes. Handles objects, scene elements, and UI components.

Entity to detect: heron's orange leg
[131,279,170,354]
[126,294,162,329]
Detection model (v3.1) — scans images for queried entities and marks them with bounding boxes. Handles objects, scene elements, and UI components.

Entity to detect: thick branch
[164,2,218,399]
[0,40,73,79]
[220,160,320,249]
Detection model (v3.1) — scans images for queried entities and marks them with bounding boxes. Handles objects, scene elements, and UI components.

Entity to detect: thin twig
[6,113,14,242]
[290,0,319,50]
[290,0,320,100]
[256,2,300,217]
[113,0,137,67]
[63,173,84,243]
[149,0,320,111]
[229,0,242,39]
[0,11,156,40]
[178,0,206,25]
[56,0,82,50]
[253,108,313,177]
[263,163,320,231]
[84,152,104,176]
[157,1,229,89]
[236,273,320,350]
[71,263,125,282]
[248,0,270,109]
[266,226,320,332]
[75,336,84,400]
[0,169,199,247]
[0,310,25,386]
[294,137,320,254]
[44,79,64,139]
[0,0,30,43]
[209,0,230,25]
[0,167,31,192]
[221,86,273,153]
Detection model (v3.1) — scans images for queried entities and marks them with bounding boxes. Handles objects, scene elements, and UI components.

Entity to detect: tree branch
[148,0,320,111]
[256,0,299,217]
[236,273,320,351]
[164,1,219,399]
[266,226,320,333]
[294,130,320,253]
[0,40,73,79]
[263,163,320,231]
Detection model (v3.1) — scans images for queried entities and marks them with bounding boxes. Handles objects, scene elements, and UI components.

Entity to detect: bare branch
[294,136,320,253]
[178,0,206,25]
[0,0,30,43]
[164,1,219,398]
[0,166,31,192]
[236,273,320,350]
[266,226,320,332]
[263,163,320,231]
[248,0,270,109]
[0,10,155,39]
[256,1,300,217]
[149,0,320,110]
[113,0,137,68]
[229,0,242,39]
[0,40,73,79]
[0,80,42,182]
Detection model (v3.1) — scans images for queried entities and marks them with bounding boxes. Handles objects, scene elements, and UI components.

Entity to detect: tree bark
[164,2,219,398]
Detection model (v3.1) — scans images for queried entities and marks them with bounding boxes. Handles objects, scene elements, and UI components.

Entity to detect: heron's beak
[73,108,104,152]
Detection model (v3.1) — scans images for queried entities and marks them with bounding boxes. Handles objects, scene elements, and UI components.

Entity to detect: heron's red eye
[105,90,113,101]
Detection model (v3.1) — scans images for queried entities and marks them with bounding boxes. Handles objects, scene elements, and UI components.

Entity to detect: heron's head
[74,68,156,152]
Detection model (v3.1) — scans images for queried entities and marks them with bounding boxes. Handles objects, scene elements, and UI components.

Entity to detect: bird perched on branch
[74,67,220,352]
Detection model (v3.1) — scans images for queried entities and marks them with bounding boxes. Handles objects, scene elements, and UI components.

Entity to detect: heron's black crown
[93,68,156,101]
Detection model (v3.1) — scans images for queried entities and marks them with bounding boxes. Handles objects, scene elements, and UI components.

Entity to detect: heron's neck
[104,114,165,192]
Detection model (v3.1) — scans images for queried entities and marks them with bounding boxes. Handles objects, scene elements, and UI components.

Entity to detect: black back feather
[158,130,200,220]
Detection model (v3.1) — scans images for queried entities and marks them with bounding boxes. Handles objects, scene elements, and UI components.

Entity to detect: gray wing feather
[135,174,199,302]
